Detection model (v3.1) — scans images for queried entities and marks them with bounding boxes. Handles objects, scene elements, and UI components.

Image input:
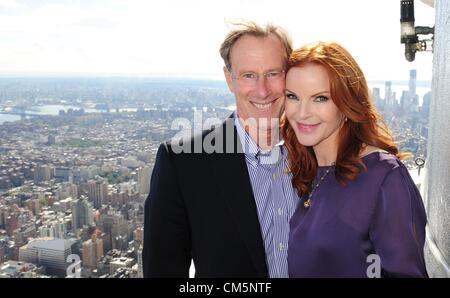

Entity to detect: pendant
[304,198,312,208]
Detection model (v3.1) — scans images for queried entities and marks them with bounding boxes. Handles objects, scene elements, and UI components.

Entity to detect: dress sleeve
[369,162,428,277]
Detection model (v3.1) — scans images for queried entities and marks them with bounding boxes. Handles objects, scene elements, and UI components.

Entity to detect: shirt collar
[234,111,285,163]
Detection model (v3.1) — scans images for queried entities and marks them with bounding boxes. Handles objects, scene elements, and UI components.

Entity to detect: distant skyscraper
[134,226,144,245]
[384,81,392,107]
[137,247,143,278]
[408,69,419,110]
[409,69,417,99]
[39,225,54,238]
[372,87,381,101]
[422,91,432,118]
[88,180,108,210]
[101,211,129,250]
[82,234,104,269]
[372,87,384,110]
[0,240,5,263]
[38,220,67,239]
[138,166,151,195]
[98,232,111,254]
[33,164,53,183]
[400,90,409,112]
[71,195,94,231]
[5,214,18,236]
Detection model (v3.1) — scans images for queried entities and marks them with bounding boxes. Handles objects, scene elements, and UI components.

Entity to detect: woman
[282,42,428,277]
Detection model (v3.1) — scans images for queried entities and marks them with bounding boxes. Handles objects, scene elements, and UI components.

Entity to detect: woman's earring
[344,117,348,122]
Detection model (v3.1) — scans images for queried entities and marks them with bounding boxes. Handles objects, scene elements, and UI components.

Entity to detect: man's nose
[254,76,269,98]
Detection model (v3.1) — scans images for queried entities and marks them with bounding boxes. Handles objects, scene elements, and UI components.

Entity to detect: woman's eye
[314,95,329,102]
[286,93,298,100]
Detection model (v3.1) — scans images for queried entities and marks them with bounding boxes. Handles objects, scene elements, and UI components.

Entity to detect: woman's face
[284,63,345,153]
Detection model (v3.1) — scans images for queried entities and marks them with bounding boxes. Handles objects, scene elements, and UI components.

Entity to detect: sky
[0,0,436,81]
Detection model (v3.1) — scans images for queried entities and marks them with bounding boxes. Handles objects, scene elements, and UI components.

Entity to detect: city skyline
[0,0,435,80]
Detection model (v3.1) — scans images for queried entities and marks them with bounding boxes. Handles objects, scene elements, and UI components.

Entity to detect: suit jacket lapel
[209,118,268,277]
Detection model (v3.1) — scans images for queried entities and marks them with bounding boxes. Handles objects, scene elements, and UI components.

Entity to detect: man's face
[224,34,286,137]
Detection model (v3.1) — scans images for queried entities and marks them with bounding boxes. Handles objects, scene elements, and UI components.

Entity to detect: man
[143,22,299,278]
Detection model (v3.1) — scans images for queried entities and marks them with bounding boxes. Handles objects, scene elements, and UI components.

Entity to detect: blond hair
[219,21,292,71]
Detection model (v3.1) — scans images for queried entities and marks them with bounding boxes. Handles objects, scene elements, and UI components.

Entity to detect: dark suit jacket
[143,116,268,278]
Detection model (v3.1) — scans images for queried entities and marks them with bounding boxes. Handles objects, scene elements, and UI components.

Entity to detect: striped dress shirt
[234,115,300,278]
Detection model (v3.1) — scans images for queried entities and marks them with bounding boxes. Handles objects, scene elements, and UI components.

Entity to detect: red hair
[282,42,409,195]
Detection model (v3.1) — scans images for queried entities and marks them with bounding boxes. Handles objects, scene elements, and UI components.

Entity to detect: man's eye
[266,72,279,78]
[242,73,257,79]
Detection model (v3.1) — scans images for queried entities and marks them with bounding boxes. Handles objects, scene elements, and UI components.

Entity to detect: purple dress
[288,152,428,278]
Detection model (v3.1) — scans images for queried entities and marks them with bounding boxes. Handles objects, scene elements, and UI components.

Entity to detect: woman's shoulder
[360,147,405,177]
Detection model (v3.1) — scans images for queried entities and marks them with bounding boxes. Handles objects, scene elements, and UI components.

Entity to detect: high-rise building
[372,87,381,101]
[400,90,410,112]
[392,91,397,107]
[371,87,383,110]
[0,240,6,263]
[408,69,419,110]
[33,164,53,183]
[134,226,144,245]
[384,81,392,107]
[39,220,67,239]
[39,225,55,238]
[98,232,111,254]
[71,195,94,231]
[88,180,108,210]
[137,247,143,278]
[82,234,104,269]
[5,214,18,236]
[137,166,151,195]
[26,199,41,216]
[422,91,432,118]
[100,211,130,251]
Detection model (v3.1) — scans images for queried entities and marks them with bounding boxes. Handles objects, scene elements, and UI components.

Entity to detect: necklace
[304,163,335,208]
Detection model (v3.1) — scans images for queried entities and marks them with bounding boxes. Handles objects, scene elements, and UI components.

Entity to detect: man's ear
[223,66,235,93]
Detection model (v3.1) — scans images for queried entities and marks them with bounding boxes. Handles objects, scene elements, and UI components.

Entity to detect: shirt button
[279,243,285,251]
[278,208,283,216]
[272,173,277,180]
